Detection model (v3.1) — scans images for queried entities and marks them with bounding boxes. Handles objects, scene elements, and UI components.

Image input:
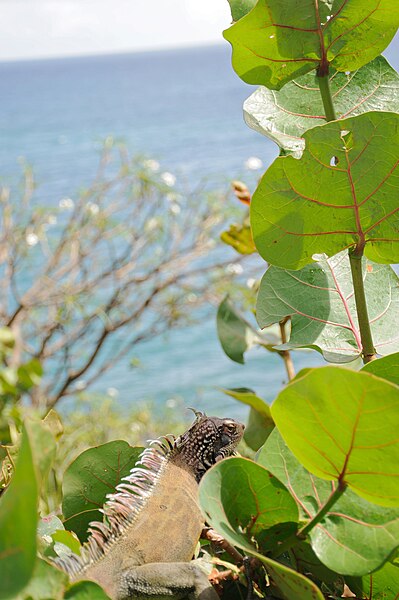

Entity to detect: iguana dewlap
[56,412,244,599]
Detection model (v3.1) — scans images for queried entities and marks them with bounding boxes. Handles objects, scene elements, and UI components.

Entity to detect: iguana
[55,411,244,599]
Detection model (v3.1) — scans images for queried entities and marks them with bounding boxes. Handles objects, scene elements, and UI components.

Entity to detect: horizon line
[0,40,226,65]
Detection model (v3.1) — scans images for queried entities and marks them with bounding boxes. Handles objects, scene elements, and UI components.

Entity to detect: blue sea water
[1,42,398,418]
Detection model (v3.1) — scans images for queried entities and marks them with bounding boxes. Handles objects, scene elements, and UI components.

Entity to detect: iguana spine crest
[56,435,176,577]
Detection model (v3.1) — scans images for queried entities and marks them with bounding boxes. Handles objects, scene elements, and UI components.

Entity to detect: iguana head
[175,410,245,481]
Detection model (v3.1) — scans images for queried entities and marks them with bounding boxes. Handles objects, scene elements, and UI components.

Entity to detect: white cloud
[0,0,233,61]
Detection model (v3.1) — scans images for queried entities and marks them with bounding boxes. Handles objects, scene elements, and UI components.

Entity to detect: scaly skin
[56,413,244,599]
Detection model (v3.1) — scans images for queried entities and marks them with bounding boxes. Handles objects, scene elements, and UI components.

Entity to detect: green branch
[272,481,347,558]
[317,69,376,364]
[297,480,347,539]
[349,250,377,363]
[317,73,337,122]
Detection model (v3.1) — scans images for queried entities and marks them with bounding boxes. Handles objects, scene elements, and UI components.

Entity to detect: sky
[1,0,232,61]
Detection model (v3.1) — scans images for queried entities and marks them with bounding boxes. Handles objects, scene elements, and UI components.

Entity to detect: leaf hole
[330,156,339,167]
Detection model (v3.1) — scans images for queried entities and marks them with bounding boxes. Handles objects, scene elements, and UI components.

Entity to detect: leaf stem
[317,73,337,122]
[348,250,376,363]
[272,480,347,559]
[298,480,347,539]
[278,318,295,381]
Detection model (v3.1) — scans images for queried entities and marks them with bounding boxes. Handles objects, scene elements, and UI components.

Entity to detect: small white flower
[170,202,181,215]
[187,293,197,303]
[26,233,39,246]
[244,156,263,170]
[86,202,100,215]
[246,278,257,289]
[145,217,159,232]
[166,398,177,408]
[161,172,176,187]
[59,198,74,210]
[143,159,160,172]
[107,387,119,398]
[75,380,86,391]
[227,263,244,275]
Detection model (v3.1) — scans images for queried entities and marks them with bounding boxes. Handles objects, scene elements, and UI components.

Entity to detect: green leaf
[0,425,38,599]
[256,252,399,362]
[199,457,324,600]
[224,0,399,90]
[38,515,64,537]
[17,359,43,390]
[199,457,299,550]
[216,297,258,364]
[65,581,111,600]
[26,418,56,490]
[287,542,344,588]
[346,562,399,600]
[227,0,256,21]
[62,441,143,541]
[258,429,399,575]
[250,112,399,269]
[243,56,399,155]
[244,407,273,451]
[221,388,274,450]
[15,558,68,600]
[221,387,271,417]
[52,530,81,556]
[220,222,256,254]
[271,367,399,507]
[362,352,399,386]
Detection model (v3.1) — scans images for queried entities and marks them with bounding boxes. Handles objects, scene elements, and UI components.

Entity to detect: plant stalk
[297,480,347,539]
[279,318,295,381]
[317,72,337,122]
[317,69,376,363]
[348,250,376,363]
[272,480,347,558]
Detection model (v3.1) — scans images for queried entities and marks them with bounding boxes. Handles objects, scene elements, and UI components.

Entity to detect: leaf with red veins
[251,112,399,269]
[224,0,399,90]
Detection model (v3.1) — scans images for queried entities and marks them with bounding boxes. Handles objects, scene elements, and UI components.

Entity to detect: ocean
[1,42,398,418]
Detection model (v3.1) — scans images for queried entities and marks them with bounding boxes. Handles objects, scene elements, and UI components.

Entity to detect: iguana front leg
[118,560,219,600]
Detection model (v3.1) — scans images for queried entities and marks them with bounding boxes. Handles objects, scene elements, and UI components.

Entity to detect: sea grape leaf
[244,408,274,450]
[199,457,324,600]
[362,352,399,386]
[15,558,68,600]
[271,367,399,507]
[227,0,256,21]
[256,252,399,363]
[346,561,399,600]
[258,429,399,575]
[221,387,271,417]
[244,56,399,156]
[62,441,143,542]
[216,297,280,363]
[217,297,257,364]
[221,388,274,450]
[52,530,81,556]
[0,425,38,599]
[251,112,399,269]
[223,0,399,90]
[65,581,111,599]
[288,542,345,589]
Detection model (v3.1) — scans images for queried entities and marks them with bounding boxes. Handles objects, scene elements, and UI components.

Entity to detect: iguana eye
[223,423,236,433]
